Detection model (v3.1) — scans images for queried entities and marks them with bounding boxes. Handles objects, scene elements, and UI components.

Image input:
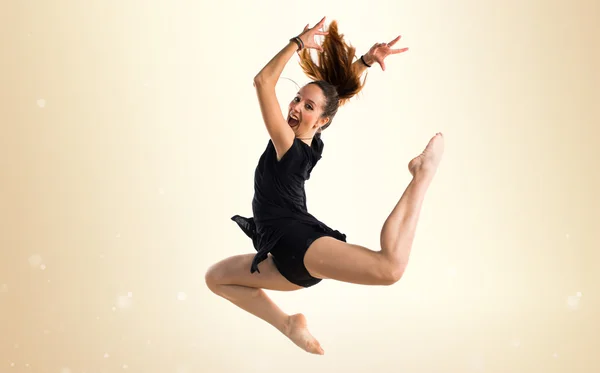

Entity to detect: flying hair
[297,20,367,108]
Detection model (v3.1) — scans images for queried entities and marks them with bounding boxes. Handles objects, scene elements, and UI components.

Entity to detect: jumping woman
[205,16,445,355]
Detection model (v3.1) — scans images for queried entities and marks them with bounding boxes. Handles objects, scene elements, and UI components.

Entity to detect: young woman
[205,17,445,355]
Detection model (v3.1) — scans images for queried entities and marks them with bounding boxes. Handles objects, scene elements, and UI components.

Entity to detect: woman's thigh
[205,253,304,291]
[304,236,400,286]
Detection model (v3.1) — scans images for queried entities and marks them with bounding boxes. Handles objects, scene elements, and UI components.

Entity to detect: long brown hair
[298,20,367,132]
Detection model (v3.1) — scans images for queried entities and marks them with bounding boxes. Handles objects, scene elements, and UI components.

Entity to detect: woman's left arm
[352,53,375,76]
[352,35,409,75]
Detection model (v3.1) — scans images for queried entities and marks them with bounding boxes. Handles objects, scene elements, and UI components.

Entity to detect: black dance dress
[231,134,347,288]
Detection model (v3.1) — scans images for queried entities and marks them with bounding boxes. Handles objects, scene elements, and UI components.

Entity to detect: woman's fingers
[390,47,409,54]
[311,16,327,33]
[297,17,328,51]
[388,35,402,46]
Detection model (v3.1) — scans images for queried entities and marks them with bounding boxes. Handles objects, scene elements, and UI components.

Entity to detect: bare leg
[304,133,445,284]
[205,254,325,355]
[206,133,445,354]
[379,133,444,269]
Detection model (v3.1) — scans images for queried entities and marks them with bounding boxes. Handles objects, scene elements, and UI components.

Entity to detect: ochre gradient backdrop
[1,1,599,372]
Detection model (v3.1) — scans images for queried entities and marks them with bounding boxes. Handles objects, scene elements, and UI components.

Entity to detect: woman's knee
[378,257,407,285]
[204,262,225,292]
[204,255,245,289]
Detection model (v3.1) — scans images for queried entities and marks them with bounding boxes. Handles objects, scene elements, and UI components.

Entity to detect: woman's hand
[364,36,409,71]
[297,16,329,52]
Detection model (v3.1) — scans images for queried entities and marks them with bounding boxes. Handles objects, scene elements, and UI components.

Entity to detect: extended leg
[304,133,445,285]
[205,254,324,354]
[378,165,434,272]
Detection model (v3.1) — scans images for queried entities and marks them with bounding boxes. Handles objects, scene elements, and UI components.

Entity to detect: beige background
[1,0,599,372]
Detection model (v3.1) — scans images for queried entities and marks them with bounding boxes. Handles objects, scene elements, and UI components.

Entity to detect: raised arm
[352,53,375,76]
[253,17,328,161]
[352,36,409,76]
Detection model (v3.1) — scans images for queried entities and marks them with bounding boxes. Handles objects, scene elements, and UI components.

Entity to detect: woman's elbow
[253,74,272,88]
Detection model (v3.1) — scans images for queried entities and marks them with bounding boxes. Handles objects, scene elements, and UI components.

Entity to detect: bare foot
[284,313,324,355]
[408,132,445,178]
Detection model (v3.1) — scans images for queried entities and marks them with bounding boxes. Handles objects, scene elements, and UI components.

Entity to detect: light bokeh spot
[117,295,133,309]
[566,295,581,311]
[28,255,42,268]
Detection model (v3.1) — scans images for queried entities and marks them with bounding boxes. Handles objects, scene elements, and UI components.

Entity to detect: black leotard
[232,134,346,287]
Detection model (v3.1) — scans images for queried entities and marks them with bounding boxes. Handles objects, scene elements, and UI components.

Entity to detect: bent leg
[205,253,302,291]
[205,253,324,355]
[304,133,445,286]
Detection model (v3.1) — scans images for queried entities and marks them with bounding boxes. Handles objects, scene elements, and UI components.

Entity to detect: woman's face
[287,84,329,136]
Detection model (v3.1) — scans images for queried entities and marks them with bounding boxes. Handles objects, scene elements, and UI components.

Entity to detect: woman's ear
[318,116,330,127]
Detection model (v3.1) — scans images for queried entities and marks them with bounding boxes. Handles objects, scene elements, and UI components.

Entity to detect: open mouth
[287,115,300,127]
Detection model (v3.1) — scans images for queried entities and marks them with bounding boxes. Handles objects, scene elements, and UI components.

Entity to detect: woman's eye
[306,105,312,110]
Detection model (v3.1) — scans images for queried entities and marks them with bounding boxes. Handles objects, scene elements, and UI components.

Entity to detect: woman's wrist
[290,36,304,51]
[361,53,374,67]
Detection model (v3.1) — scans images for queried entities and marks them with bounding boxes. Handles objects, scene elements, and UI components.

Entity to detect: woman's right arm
[253,17,328,160]
[254,17,327,87]
[253,41,303,160]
